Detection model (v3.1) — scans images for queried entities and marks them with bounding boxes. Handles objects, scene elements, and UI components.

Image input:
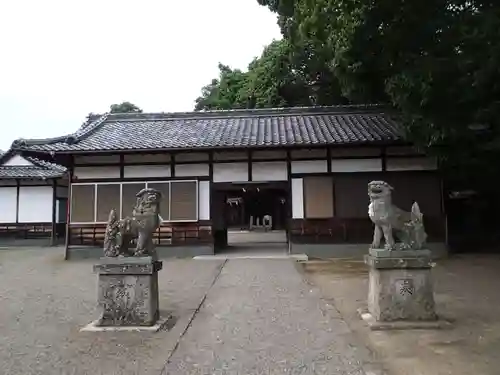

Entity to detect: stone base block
[365,254,437,322]
[93,256,163,327]
[80,314,172,332]
[358,309,452,331]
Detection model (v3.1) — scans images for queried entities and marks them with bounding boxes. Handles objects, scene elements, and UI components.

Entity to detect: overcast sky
[0,0,281,150]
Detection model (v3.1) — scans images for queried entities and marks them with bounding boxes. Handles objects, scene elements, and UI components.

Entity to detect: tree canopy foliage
[110,101,143,113]
[194,39,348,111]
[256,0,500,190]
[195,1,500,192]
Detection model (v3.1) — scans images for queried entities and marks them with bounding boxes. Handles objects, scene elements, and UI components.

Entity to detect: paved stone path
[162,259,375,375]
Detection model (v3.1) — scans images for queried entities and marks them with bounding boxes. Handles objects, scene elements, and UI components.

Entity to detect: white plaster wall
[0,187,17,222]
[386,157,438,171]
[175,163,209,177]
[123,165,171,178]
[213,163,248,183]
[252,162,287,181]
[291,160,328,174]
[74,166,120,179]
[330,158,382,172]
[198,181,210,220]
[74,155,120,164]
[291,178,304,219]
[18,186,53,222]
[3,155,34,166]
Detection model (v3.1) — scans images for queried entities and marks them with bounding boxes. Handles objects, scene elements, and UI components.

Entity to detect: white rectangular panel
[3,155,34,166]
[291,178,304,219]
[198,181,210,220]
[0,187,17,222]
[213,163,248,183]
[386,157,437,171]
[74,166,120,179]
[330,158,382,172]
[18,186,53,222]
[175,164,210,177]
[291,160,328,174]
[123,165,171,178]
[252,162,287,181]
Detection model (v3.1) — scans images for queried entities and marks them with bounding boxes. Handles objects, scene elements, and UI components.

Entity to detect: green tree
[194,39,348,111]
[110,101,143,113]
[258,0,500,181]
[258,0,500,241]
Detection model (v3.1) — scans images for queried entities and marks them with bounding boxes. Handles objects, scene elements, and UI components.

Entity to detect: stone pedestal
[360,248,449,330]
[92,256,163,327]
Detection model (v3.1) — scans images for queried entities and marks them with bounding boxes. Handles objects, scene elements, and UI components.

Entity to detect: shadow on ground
[301,253,500,375]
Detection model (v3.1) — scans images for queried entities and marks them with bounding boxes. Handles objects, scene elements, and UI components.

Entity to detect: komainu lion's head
[368,180,393,201]
[135,188,162,211]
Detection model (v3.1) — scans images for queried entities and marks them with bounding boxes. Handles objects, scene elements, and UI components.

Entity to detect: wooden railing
[0,222,65,240]
[69,222,213,247]
[289,216,446,244]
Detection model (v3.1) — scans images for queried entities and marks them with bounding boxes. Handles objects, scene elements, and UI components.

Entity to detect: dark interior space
[225,186,287,230]
[211,182,289,252]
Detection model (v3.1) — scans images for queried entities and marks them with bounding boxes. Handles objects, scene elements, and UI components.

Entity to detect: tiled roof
[11,105,406,153]
[0,156,67,180]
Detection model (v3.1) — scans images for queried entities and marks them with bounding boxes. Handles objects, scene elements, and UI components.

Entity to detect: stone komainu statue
[103,188,162,257]
[368,181,427,250]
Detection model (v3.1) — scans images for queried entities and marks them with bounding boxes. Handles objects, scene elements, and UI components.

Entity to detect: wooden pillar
[64,159,73,260]
[51,179,57,246]
[381,146,387,173]
[285,150,292,251]
[15,179,20,223]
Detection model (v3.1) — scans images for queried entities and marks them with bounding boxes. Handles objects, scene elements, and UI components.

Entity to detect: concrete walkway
[161,259,378,375]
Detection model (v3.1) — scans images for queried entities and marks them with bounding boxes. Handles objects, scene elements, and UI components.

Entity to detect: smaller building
[0,151,68,246]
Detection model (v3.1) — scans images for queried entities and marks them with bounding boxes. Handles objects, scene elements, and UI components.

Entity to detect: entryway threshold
[193,253,308,261]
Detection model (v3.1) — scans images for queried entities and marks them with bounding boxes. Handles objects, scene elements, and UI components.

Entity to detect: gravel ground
[302,255,500,375]
[0,247,224,375]
[162,259,380,375]
[0,248,380,375]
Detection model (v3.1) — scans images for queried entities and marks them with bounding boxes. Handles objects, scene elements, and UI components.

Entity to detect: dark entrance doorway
[211,182,289,254]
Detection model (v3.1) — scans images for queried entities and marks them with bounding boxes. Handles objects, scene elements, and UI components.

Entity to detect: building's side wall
[67,146,443,257]
[0,179,64,245]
